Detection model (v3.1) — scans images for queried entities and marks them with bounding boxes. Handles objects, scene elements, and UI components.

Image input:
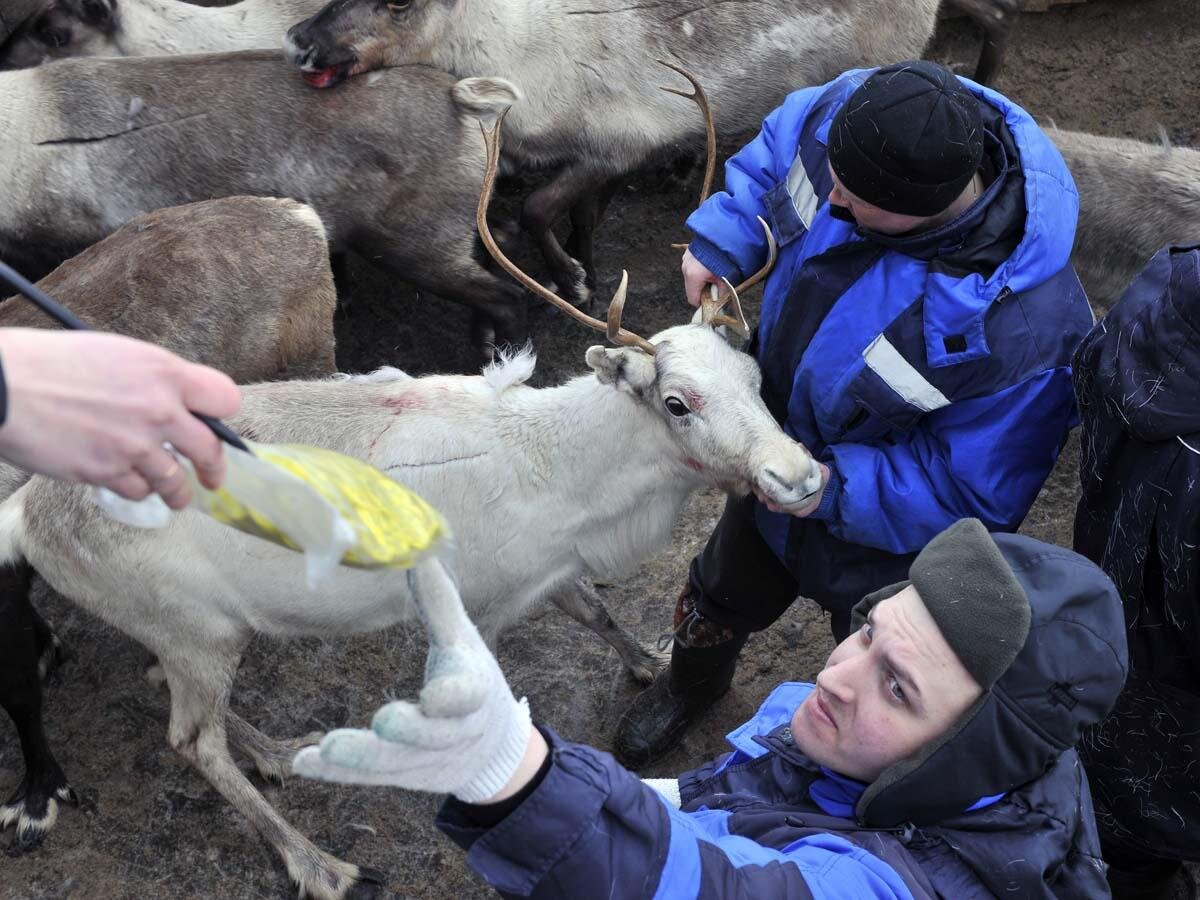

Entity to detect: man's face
[827,165,935,235]
[790,586,983,782]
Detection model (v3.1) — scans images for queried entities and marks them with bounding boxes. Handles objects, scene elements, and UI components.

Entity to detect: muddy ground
[3,0,1199,896]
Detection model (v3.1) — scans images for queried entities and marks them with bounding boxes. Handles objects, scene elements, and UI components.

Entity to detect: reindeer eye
[664,397,690,418]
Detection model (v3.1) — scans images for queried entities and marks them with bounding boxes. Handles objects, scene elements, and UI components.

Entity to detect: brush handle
[0,259,251,454]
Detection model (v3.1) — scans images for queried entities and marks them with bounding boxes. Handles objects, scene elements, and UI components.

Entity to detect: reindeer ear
[76,0,116,28]
[586,345,656,396]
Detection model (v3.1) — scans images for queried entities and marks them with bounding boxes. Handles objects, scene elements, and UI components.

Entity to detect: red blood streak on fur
[683,390,705,412]
[382,393,425,413]
[368,418,399,459]
[684,458,705,473]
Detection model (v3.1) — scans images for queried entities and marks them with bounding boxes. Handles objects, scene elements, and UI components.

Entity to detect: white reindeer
[0,0,326,68]
[0,122,819,899]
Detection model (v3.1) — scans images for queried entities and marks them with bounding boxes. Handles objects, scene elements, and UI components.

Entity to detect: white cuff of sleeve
[642,777,681,809]
[452,698,533,804]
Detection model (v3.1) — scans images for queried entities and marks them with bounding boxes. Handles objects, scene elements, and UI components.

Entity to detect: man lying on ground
[295,519,1127,899]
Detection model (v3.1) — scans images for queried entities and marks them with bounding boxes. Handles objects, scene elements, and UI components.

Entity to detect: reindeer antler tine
[714,279,750,337]
[606,270,629,343]
[731,217,777,296]
[607,271,657,354]
[712,278,750,338]
[476,118,656,354]
[655,58,716,206]
[698,218,773,339]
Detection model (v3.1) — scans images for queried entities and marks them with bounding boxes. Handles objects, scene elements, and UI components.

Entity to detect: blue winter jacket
[437,685,1106,899]
[436,533,1125,899]
[686,69,1093,603]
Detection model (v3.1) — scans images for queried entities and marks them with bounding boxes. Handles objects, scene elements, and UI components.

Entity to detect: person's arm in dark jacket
[436,727,923,900]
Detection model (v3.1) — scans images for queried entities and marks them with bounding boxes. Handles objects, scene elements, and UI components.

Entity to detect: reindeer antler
[656,60,778,337]
[698,218,777,339]
[656,58,716,209]
[476,110,656,355]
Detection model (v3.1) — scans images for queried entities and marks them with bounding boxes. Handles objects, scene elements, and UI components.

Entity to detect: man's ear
[585,345,657,396]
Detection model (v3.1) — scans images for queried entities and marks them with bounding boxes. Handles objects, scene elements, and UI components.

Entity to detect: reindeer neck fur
[115,0,321,55]
[0,70,40,194]
[492,371,708,578]
[426,0,941,168]
[428,0,667,167]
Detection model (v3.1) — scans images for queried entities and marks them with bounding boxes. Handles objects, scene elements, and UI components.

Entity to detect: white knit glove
[293,558,532,803]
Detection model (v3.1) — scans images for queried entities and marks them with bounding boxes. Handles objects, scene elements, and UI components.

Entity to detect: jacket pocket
[764,178,809,249]
[836,397,895,443]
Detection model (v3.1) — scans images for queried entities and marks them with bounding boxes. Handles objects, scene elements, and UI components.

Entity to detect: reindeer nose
[802,464,824,497]
[283,27,313,63]
[759,460,824,505]
[760,467,803,497]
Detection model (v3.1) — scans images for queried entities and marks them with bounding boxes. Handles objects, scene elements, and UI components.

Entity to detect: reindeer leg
[358,227,528,362]
[551,579,665,685]
[0,563,78,852]
[162,653,382,900]
[521,165,615,305]
[29,601,71,685]
[949,0,1019,84]
[563,179,620,295]
[226,711,324,784]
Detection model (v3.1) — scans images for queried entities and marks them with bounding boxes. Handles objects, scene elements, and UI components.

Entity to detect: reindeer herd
[0,0,1198,897]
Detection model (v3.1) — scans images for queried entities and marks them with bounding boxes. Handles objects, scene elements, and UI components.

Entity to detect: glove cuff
[642,777,682,809]
[453,697,533,804]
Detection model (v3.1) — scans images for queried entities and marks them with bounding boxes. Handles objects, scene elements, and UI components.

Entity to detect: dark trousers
[688,494,854,642]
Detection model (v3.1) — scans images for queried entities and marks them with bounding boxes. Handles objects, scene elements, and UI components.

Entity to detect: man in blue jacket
[295,519,1128,898]
[615,60,1094,768]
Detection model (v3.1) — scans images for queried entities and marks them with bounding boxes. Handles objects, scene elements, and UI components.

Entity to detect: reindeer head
[474,70,822,508]
[284,0,453,89]
[0,0,117,70]
[584,326,823,505]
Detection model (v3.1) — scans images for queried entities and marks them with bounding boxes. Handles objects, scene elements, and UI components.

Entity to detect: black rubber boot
[613,633,748,770]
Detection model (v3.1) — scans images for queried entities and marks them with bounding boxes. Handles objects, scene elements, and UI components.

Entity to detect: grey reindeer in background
[1052,128,1200,310]
[0,0,327,68]
[0,51,526,355]
[285,0,995,304]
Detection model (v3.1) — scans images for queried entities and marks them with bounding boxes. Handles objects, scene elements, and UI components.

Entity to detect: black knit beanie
[827,61,985,217]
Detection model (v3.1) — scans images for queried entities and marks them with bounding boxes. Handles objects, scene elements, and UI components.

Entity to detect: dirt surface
[3,1,1199,897]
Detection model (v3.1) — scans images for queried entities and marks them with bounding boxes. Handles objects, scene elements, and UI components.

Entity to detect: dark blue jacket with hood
[436,533,1128,898]
[1075,244,1200,862]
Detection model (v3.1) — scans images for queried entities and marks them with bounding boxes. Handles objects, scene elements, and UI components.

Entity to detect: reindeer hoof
[1,782,77,854]
[346,867,385,899]
[295,860,385,900]
[625,643,669,686]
